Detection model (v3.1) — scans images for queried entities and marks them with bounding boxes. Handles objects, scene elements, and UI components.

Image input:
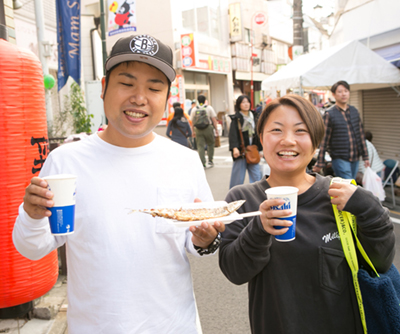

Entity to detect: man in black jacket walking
[313,80,370,178]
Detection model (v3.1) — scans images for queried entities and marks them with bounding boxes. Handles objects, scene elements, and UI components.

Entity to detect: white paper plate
[131,201,261,228]
[172,212,241,228]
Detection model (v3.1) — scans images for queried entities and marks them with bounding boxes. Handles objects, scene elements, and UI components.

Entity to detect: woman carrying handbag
[228,95,262,189]
[166,107,192,148]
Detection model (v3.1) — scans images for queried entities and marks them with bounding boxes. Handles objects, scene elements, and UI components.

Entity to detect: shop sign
[108,0,137,36]
[167,74,184,114]
[229,3,242,42]
[198,56,230,73]
[181,33,197,68]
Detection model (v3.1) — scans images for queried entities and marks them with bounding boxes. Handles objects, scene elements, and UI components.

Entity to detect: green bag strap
[331,178,379,276]
[345,208,379,278]
[330,177,369,334]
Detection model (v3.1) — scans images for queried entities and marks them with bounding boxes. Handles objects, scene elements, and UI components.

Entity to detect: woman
[358,131,385,179]
[229,95,262,188]
[166,107,192,147]
[219,95,395,334]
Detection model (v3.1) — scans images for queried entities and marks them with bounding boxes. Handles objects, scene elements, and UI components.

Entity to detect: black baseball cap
[105,34,176,82]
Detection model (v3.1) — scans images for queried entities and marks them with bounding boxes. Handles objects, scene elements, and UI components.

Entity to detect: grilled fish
[130,200,246,221]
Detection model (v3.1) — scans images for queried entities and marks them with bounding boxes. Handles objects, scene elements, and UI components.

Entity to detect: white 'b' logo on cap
[130,35,159,56]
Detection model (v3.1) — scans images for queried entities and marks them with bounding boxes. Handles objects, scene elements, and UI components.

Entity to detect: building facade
[228,0,273,107]
[103,0,234,120]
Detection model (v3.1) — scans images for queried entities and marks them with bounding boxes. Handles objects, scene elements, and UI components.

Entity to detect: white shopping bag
[362,167,386,201]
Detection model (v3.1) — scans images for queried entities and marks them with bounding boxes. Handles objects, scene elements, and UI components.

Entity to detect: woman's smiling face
[260,104,315,175]
[240,98,251,112]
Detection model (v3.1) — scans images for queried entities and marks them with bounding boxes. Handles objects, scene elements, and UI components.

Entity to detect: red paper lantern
[0,39,58,308]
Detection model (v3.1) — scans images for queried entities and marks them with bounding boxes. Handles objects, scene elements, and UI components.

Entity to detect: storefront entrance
[183,71,210,108]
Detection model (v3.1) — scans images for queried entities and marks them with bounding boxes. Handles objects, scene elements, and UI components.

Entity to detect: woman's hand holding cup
[259,199,293,236]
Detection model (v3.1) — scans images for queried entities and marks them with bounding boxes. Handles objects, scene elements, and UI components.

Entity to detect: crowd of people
[12,34,395,334]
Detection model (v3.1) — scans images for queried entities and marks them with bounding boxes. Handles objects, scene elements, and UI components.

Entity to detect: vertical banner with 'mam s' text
[56,0,81,91]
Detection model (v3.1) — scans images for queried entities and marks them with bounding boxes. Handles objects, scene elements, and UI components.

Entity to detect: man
[188,99,197,116]
[313,80,370,178]
[13,34,224,334]
[191,95,219,168]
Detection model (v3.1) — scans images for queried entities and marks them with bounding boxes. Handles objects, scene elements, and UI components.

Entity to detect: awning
[261,40,400,92]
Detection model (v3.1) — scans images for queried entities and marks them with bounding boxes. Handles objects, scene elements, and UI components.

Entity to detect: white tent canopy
[262,40,400,93]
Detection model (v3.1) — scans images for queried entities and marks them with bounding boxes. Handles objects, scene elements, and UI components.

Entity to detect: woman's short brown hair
[257,94,325,150]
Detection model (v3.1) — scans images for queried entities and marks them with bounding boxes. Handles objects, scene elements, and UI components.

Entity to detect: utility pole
[293,0,303,48]
[293,0,304,95]
[34,0,53,125]
[100,0,107,68]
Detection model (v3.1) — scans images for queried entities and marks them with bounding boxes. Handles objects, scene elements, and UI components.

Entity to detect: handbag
[175,124,194,149]
[331,178,400,334]
[214,136,221,148]
[237,119,260,164]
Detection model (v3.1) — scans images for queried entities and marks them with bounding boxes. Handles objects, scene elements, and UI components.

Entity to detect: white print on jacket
[322,232,340,243]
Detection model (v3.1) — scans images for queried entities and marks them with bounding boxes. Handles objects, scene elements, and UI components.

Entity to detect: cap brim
[105,54,176,82]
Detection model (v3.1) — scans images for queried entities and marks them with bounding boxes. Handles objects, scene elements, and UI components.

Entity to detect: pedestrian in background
[313,80,370,178]
[191,95,219,168]
[219,94,395,334]
[228,94,262,189]
[188,99,197,116]
[166,107,192,147]
[13,34,225,334]
[357,130,385,179]
[166,101,192,127]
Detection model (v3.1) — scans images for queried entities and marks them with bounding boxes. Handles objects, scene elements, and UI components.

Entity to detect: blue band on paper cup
[265,186,299,243]
[274,216,296,242]
[48,205,75,235]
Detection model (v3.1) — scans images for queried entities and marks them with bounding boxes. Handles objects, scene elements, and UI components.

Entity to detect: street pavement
[1,126,399,334]
[156,125,252,334]
[186,134,251,334]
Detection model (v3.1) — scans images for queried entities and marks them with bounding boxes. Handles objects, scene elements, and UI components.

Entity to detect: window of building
[195,73,207,85]
[196,6,209,35]
[273,40,288,64]
[181,3,221,39]
[244,28,252,43]
[182,9,196,31]
[183,71,209,103]
[184,71,195,85]
[209,6,220,39]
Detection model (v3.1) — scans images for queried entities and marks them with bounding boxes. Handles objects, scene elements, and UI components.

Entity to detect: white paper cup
[265,186,299,242]
[43,174,77,235]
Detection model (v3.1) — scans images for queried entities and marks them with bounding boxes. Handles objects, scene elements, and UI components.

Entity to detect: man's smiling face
[100,61,169,148]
